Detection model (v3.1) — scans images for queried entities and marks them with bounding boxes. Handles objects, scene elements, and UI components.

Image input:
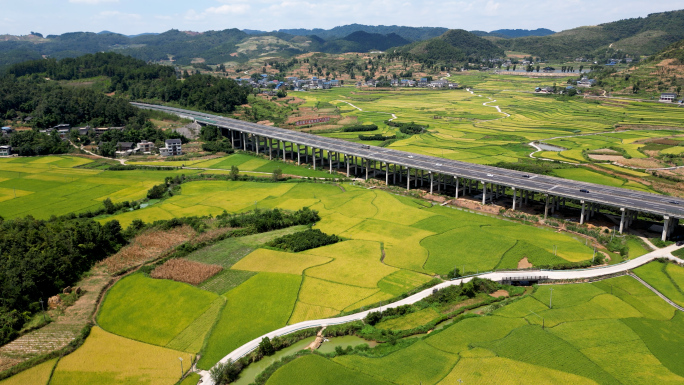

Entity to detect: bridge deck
[132,102,684,218]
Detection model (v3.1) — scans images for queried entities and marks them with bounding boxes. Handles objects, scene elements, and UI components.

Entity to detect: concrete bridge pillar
[313,149,317,170]
[393,164,397,185]
[455,177,460,199]
[512,188,517,211]
[365,159,369,180]
[544,195,550,220]
[407,168,411,190]
[268,138,273,160]
[297,145,301,165]
[346,155,350,177]
[619,208,626,234]
[429,172,434,194]
[580,201,586,225]
[481,181,487,205]
[385,163,389,185]
[438,174,442,193]
[662,216,670,242]
[282,141,287,161]
[242,133,247,151]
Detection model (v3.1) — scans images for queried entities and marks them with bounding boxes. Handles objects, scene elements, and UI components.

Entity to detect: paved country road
[197,244,683,384]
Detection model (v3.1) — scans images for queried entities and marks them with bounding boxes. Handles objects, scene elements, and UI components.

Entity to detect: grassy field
[263,275,684,385]
[197,273,302,369]
[0,155,197,220]
[634,261,684,307]
[265,354,393,385]
[97,273,218,346]
[49,327,193,385]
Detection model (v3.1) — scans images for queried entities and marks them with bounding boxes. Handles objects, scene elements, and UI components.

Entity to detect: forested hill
[1,53,249,128]
[317,32,411,53]
[392,29,505,62]
[273,24,448,42]
[495,9,684,60]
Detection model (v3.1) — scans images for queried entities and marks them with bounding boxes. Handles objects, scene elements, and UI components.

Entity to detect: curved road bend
[197,244,683,385]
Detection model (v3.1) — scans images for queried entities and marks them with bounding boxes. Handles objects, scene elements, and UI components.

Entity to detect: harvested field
[150,259,222,286]
[589,155,625,162]
[100,226,195,273]
[619,158,667,169]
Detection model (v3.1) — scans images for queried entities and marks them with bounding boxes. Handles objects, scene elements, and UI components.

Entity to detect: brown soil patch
[151,259,222,286]
[619,158,666,169]
[588,154,625,162]
[256,120,274,126]
[100,226,196,273]
[337,116,358,125]
[490,290,510,298]
[517,257,533,269]
[441,297,482,314]
[589,148,621,155]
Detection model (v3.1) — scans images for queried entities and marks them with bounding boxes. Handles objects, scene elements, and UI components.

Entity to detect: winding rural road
[197,244,683,385]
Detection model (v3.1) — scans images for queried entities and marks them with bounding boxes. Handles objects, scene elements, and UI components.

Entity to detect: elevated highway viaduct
[132,102,684,241]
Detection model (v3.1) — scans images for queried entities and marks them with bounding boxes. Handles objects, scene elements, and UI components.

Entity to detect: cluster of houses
[38,124,126,140]
[114,139,182,157]
[357,78,459,89]
[235,75,342,91]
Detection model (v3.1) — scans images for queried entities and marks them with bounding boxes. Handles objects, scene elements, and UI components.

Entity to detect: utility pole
[179,357,184,377]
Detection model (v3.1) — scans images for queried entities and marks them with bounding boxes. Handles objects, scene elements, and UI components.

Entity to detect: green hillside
[495,9,684,60]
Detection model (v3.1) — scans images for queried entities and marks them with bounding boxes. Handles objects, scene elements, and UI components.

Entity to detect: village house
[577,78,596,88]
[160,139,182,157]
[0,145,11,156]
[136,140,155,154]
[660,93,677,103]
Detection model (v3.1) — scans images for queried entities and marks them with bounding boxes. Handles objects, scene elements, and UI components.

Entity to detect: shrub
[343,124,378,132]
[266,229,340,252]
[147,184,166,199]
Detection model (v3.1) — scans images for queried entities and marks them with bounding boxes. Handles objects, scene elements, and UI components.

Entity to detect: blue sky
[2,0,683,36]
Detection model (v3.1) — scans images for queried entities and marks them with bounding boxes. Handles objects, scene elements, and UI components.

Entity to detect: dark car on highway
[580,189,590,193]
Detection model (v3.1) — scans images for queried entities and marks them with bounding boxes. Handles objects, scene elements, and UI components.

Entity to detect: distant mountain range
[244,25,554,41]
[1,10,683,70]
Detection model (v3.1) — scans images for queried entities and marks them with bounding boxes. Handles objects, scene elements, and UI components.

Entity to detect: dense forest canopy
[2,53,250,122]
[0,216,125,345]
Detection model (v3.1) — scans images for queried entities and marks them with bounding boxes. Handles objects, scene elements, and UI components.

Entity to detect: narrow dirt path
[629,273,684,311]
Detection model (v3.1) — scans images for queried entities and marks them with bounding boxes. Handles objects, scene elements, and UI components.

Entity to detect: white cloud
[485,0,500,14]
[98,10,141,19]
[205,4,250,15]
[69,0,119,4]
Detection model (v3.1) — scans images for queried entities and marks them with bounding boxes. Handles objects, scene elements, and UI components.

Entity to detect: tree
[258,336,275,356]
[272,167,282,181]
[365,311,382,326]
[103,198,116,214]
[229,165,239,181]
